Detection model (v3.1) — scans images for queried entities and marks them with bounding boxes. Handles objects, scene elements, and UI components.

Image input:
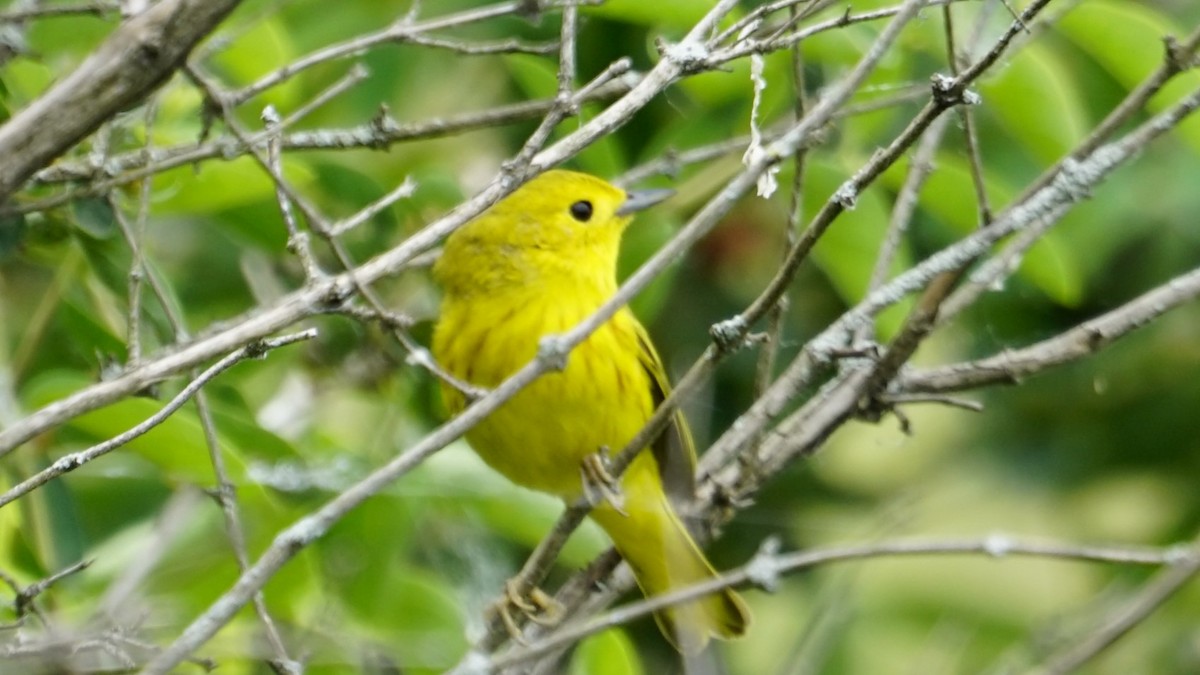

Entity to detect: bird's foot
[489,580,564,642]
[580,450,626,515]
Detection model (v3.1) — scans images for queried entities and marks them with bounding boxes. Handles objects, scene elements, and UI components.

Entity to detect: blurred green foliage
[1,0,1200,673]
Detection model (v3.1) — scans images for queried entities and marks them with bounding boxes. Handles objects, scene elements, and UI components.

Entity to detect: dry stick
[504,2,582,173]
[327,176,416,237]
[899,265,1200,395]
[0,331,316,509]
[185,64,335,239]
[401,32,558,56]
[157,101,304,663]
[0,0,243,201]
[715,0,972,64]
[193,390,297,674]
[466,0,935,658]
[263,105,323,280]
[945,3,993,226]
[1029,535,1200,675]
[491,535,1182,671]
[12,0,943,213]
[697,90,1200,516]
[123,95,160,367]
[714,0,813,46]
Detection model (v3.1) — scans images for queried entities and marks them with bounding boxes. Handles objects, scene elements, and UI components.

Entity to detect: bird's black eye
[569,200,593,222]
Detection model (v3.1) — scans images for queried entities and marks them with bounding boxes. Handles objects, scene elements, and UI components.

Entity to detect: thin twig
[227,0,586,106]
[0,331,317,509]
[900,265,1200,394]
[486,534,1182,672]
[1029,534,1200,675]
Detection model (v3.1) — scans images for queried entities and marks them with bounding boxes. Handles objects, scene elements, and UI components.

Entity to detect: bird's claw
[580,450,627,515]
[490,580,565,642]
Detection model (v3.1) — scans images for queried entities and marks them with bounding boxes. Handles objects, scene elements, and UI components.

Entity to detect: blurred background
[1,0,1199,673]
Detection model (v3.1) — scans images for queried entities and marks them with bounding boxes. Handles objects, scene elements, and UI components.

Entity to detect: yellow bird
[432,169,749,653]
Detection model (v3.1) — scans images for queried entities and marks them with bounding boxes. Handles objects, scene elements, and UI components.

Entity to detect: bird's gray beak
[616,188,674,216]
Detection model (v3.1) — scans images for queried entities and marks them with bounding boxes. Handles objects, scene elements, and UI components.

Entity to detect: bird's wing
[632,319,698,505]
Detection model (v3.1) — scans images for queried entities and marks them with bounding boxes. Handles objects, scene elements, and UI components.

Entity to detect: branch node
[537,334,570,371]
[658,37,710,74]
[1051,156,1098,203]
[709,315,749,353]
[984,532,1016,558]
[244,339,272,360]
[1162,35,1198,74]
[832,178,859,209]
[930,72,968,107]
[744,536,783,592]
[1163,543,1193,565]
[319,277,355,309]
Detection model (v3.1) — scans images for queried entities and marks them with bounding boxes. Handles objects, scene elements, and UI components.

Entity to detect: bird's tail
[591,465,750,654]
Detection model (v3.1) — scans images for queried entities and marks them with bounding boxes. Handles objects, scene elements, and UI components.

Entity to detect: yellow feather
[432,170,749,652]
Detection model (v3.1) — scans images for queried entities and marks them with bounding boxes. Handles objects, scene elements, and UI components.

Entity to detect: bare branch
[487,534,1182,672]
[1029,534,1200,675]
[900,266,1200,394]
[0,0,243,201]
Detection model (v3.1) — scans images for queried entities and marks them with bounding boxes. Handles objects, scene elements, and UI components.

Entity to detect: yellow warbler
[432,169,749,653]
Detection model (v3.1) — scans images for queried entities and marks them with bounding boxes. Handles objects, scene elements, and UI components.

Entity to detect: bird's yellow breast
[432,286,656,497]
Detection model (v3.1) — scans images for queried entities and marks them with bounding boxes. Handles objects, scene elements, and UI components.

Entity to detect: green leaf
[804,157,913,336]
[568,628,645,675]
[153,155,315,215]
[212,17,301,110]
[0,211,26,258]
[21,371,297,492]
[881,153,1084,307]
[980,42,1087,163]
[1056,0,1200,153]
[70,197,118,240]
[585,0,711,28]
[503,54,559,100]
[416,445,609,567]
